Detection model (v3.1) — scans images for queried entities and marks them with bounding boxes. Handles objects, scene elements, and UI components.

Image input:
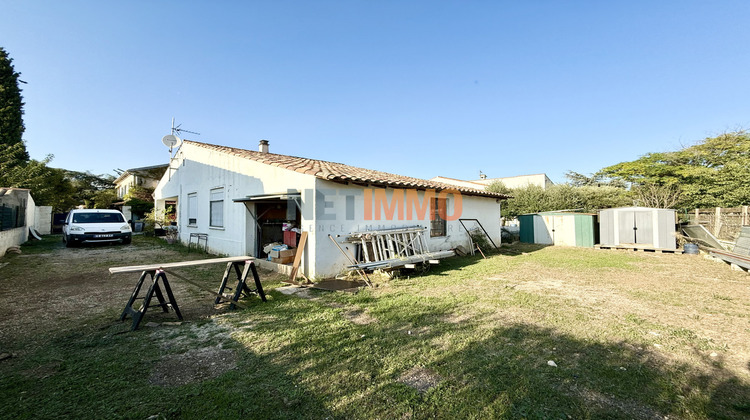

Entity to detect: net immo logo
[300,188,464,222]
[363,188,463,221]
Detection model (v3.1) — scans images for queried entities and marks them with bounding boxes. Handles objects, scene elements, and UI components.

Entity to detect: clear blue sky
[2,1,749,184]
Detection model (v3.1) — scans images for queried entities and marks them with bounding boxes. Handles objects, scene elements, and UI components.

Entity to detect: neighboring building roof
[429,176,488,188]
[186,140,510,199]
[0,187,30,197]
[474,173,553,185]
[433,173,553,190]
[114,164,169,185]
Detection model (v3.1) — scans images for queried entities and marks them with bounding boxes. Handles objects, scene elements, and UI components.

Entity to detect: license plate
[94,234,114,238]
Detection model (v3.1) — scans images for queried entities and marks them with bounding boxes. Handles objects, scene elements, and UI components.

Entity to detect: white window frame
[209,187,224,228]
[187,192,198,226]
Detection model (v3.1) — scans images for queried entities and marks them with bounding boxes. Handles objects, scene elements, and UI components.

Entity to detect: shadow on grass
[1,281,748,419]
[395,242,550,280]
[0,304,336,420]
[219,287,750,419]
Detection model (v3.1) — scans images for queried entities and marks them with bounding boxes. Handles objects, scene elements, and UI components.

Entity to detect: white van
[62,209,132,247]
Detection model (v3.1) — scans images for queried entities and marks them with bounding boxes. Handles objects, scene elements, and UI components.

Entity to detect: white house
[431,173,554,190]
[114,164,169,200]
[154,140,509,279]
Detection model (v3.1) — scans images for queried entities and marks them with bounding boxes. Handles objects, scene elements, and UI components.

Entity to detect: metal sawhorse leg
[215,260,267,309]
[120,269,183,330]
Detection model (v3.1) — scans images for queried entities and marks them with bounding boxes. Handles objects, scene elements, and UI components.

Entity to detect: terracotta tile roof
[185,140,510,199]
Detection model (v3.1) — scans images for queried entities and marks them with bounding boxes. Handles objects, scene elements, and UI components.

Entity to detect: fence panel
[690,206,749,241]
[0,205,16,232]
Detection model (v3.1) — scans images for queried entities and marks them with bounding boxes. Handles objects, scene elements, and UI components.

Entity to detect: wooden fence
[688,207,749,241]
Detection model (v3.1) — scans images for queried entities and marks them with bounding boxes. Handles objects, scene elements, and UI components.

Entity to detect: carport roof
[232,192,302,202]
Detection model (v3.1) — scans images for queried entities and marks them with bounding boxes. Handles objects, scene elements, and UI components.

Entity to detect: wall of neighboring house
[0,190,36,257]
[430,176,488,190]
[310,179,502,278]
[116,173,135,199]
[117,173,163,199]
[476,174,553,190]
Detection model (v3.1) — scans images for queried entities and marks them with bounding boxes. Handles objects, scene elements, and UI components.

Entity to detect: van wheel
[122,237,131,245]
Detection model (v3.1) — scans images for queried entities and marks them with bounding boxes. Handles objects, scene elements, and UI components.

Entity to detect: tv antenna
[170,117,200,138]
[163,118,200,179]
[162,118,200,155]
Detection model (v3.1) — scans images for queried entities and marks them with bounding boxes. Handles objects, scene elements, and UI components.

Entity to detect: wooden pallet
[594,245,683,254]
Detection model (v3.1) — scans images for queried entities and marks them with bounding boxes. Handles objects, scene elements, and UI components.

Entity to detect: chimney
[259,139,269,153]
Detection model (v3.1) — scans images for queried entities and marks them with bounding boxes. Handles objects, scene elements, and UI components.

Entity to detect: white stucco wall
[154,143,317,274]
[310,180,502,278]
[0,227,25,257]
[121,206,133,222]
[429,176,488,190]
[476,174,553,190]
[34,205,52,235]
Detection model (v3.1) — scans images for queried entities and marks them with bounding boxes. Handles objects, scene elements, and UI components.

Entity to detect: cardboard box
[269,247,296,259]
[272,255,295,264]
[279,248,296,258]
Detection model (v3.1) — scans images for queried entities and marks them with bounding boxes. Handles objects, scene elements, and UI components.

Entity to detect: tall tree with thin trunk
[0,47,29,163]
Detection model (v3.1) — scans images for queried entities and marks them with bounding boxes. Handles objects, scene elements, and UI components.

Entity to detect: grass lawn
[1,235,749,419]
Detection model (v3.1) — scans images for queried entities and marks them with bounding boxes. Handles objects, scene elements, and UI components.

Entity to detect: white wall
[0,227,26,257]
[432,174,553,191]
[34,205,52,235]
[310,180,502,278]
[153,144,503,279]
[430,176,487,190]
[154,143,317,274]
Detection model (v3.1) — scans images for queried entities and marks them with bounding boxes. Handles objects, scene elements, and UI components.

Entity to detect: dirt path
[0,236,264,353]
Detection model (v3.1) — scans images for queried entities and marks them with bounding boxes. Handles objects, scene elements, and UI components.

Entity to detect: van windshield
[71,213,126,224]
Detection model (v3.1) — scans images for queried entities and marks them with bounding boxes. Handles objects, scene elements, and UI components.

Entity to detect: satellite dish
[162,134,182,149]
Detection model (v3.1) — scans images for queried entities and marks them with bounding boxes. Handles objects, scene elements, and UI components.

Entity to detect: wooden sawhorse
[110,256,266,330]
[118,268,182,330]
[214,259,266,309]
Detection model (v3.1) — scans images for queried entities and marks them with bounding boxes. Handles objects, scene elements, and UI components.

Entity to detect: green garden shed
[518,212,598,247]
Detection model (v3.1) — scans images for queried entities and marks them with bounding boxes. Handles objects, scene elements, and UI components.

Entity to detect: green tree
[0,47,28,162]
[577,185,632,210]
[0,146,77,211]
[34,166,77,212]
[65,170,115,207]
[564,170,627,188]
[91,189,118,209]
[0,142,30,186]
[600,130,750,208]
[499,184,553,218]
[485,181,512,195]
[497,184,630,219]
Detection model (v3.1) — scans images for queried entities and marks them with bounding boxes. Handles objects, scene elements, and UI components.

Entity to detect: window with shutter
[187,193,198,225]
[209,188,224,228]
